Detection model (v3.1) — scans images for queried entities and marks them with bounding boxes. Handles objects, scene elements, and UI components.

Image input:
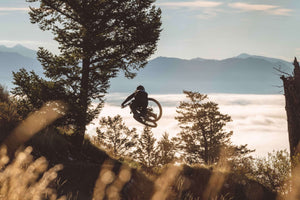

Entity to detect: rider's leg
[140,99,148,117]
[140,106,147,117]
[130,101,139,117]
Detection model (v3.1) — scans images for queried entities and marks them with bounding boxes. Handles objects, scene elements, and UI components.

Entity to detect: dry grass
[0,100,67,199]
[90,149,234,200]
[0,146,65,200]
[0,153,235,200]
[151,165,181,200]
[93,160,132,200]
[202,149,231,200]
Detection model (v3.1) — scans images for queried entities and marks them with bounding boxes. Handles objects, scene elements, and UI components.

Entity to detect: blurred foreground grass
[0,146,64,200]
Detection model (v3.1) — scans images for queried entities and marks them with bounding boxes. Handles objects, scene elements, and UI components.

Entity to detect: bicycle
[122,98,162,127]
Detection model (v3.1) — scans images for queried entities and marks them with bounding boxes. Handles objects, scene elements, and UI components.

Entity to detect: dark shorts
[130,100,148,115]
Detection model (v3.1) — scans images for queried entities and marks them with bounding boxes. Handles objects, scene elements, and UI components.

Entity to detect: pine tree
[175,90,252,165]
[12,69,67,124]
[96,115,138,157]
[13,0,162,146]
[156,132,176,166]
[0,85,21,142]
[133,126,157,169]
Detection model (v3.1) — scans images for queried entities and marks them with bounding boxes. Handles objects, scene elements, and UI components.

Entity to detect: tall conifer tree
[13,0,161,146]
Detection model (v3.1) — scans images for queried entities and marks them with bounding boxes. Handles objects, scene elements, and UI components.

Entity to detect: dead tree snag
[281,58,300,159]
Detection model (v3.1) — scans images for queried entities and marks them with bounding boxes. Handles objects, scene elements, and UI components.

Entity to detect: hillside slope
[26,130,276,200]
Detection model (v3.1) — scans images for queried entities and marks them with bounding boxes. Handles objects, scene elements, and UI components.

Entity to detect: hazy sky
[0,0,299,60]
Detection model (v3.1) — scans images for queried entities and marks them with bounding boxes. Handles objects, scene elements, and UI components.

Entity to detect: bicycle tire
[137,118,158,128]
[147,98,162,121]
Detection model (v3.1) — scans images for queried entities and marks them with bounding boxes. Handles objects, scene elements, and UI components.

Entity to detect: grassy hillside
[0,86,278,200]
[2,130,276,200]
[0,124,277,200]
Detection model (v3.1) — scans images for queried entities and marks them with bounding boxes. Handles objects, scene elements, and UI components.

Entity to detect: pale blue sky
[0,0,299,60]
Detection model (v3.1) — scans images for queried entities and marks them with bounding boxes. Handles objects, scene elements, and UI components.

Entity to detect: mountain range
[0,44,37,59]
[109,54,293,94]
[0,45,42,88]
[0,44,293,94]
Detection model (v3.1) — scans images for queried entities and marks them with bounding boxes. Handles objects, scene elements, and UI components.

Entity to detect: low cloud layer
[88,93,288,157]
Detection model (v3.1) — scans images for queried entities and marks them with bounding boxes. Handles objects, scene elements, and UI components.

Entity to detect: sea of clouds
[87,93,289,158]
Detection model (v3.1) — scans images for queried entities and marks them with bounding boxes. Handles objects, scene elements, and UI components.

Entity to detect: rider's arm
[121,92,135,107]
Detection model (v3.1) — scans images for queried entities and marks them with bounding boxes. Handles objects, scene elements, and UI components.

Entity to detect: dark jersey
[134,90,148,107]
[122,89,148,107]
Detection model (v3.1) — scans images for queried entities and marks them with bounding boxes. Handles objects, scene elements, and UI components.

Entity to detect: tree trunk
[74,57,90,148]
[202,132,209,164]
[281,58,300,162]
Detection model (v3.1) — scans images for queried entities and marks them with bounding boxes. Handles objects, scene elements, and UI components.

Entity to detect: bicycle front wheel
[147,98,162,121]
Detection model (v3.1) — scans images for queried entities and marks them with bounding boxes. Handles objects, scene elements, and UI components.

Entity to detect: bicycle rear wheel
[137,117,158,128]
[147,98,162,122]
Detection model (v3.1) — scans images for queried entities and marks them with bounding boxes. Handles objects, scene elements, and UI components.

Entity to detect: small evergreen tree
[175,90,252,165]
[133,126,157,170]
[96,115,138,157]
[0,85,21,142]
[156,132,176,166]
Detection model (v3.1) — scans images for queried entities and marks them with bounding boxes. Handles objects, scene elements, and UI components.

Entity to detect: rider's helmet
[137,85,145,91]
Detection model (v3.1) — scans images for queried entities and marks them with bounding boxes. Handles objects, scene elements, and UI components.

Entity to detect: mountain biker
[121,85,148,120]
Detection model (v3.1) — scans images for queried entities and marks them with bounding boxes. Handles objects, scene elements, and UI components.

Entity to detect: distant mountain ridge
[0,44,293,94]
[0,44,37,59]
[0,45,42,89]
[109,54,293,94]
[236,53,291,66]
